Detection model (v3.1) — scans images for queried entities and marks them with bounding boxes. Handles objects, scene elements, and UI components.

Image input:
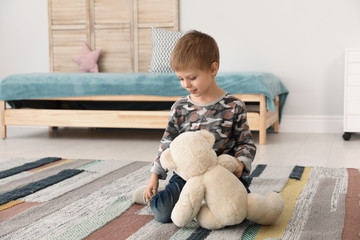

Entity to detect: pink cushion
[72,43,101,73]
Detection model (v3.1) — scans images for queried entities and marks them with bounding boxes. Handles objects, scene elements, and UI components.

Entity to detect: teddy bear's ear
[160,148,176,170]
[198,130,215,146]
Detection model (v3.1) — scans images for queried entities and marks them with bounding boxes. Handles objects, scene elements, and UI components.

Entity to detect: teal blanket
[0,72,288,112]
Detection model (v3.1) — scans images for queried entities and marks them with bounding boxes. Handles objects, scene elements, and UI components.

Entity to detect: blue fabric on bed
[0,72,288,112]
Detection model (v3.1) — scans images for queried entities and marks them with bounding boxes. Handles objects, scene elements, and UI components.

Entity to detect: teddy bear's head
[160,131,217,180]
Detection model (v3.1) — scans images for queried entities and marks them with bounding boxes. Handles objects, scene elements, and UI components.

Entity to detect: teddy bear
[160,130,284,230]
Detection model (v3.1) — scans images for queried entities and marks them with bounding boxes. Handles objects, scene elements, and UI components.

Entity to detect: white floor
[1,126,360,169]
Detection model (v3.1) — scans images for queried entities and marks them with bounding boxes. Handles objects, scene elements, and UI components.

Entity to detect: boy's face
[175,65,217,100]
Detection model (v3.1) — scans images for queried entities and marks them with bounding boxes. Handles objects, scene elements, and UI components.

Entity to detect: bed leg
[1,101,7,139]
[259,130,266,145]
[273,96,280,133]
[259,95,267,145]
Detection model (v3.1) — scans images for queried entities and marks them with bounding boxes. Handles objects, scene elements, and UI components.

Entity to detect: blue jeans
[151,173,251,223]
[150,173,186,223]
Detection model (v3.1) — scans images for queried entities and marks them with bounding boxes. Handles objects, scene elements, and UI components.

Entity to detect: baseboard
[279,115,343,133]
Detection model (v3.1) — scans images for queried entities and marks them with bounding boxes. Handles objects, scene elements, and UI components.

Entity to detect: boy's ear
[210,62,219,76]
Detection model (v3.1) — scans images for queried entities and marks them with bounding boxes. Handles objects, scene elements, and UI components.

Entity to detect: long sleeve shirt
[151,92,256,179]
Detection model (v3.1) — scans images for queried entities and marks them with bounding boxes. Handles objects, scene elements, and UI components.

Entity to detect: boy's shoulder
[221,93,245,107]
[171,95,189,108]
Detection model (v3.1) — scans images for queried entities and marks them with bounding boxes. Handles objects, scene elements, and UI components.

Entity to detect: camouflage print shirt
[151,92,257,179]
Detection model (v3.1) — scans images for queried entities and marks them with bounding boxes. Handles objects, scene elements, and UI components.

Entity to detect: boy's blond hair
[170,30,219,71]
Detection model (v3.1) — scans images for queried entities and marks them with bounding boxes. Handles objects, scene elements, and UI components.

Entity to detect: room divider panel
[48,0,179,72]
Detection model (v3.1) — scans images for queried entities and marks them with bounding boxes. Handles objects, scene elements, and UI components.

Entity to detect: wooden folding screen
[48,0,179,72]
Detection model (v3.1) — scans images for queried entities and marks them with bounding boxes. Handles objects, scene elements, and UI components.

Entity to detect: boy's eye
[177,76,196,81]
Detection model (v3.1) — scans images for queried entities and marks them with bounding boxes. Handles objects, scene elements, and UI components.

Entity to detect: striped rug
[0,157,359,240]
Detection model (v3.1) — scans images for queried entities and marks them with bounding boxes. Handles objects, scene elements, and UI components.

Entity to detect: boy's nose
[184,80,191,88]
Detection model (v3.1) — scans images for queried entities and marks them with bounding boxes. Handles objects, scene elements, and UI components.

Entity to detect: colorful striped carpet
[0,157,359,240]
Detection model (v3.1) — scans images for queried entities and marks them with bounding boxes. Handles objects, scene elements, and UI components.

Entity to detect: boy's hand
[144,173,159,203]
[233,158,244,178]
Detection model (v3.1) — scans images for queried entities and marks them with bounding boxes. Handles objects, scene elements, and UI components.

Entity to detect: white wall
[0,0,49,79]
[1,0,360,133]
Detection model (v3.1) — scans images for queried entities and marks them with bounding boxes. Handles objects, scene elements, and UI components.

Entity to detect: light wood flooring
[1,126,360,169]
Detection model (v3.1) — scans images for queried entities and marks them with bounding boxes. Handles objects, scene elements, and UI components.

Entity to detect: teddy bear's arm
[217,154,238,173]
[171,176,205,227]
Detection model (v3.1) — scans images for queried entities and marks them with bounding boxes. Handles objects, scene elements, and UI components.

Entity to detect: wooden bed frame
[1,94,279,144]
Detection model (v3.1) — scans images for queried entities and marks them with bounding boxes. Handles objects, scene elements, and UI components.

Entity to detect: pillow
[72,43,102,73]
[149,27,185,73]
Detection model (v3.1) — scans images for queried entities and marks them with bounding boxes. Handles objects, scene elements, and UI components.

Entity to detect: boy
[133,30,256,223]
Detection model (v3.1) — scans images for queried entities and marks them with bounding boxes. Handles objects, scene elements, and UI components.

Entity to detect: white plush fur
[160,130,284,230]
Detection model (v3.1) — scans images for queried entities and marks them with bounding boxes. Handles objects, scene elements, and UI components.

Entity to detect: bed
[0,72,288,144]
